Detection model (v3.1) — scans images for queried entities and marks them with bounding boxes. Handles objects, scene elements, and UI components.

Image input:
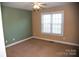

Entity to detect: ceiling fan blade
[32,2,47,10]
[39,4,47,8]
[38,2,46,5]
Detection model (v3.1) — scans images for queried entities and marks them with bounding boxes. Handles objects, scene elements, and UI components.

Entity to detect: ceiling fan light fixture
[33,4,40,9]
[32,2,46,11]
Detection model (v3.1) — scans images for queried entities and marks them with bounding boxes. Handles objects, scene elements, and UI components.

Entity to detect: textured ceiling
[2,2,69,10]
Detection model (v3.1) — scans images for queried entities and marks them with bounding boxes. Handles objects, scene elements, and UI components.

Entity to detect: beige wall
[32,3,79,44]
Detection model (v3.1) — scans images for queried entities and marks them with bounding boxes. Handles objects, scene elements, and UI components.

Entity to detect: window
[41,11,64,35]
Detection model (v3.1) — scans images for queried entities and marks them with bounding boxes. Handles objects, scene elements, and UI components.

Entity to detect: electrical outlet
[6,40,8,43]
[13,38,15,41]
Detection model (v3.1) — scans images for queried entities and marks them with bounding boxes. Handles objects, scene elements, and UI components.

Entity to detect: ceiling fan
[32,2,47,11]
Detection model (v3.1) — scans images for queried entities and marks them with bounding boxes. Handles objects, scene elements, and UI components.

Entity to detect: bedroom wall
[2,6,32,45]
[32,3,79,44]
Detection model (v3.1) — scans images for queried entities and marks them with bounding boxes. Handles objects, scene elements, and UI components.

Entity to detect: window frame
[41,11,64,36]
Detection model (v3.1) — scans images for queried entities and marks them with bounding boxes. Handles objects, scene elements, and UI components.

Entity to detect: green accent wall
[1,6,32,45]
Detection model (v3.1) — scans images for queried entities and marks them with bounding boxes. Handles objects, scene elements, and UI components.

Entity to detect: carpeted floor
[6,38,79,57]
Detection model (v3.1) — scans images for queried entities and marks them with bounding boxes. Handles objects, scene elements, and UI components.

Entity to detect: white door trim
[0,3,6,57]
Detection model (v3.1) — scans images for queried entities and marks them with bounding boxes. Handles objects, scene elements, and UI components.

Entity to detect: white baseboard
[6,36,79,48]
[33,36,79,47]
[6,36,34,48]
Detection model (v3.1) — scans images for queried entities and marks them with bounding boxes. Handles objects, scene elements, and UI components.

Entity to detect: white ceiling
[2,2,69,10]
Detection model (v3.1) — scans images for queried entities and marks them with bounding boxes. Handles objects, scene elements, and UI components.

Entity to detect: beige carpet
[6,38,79,57]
